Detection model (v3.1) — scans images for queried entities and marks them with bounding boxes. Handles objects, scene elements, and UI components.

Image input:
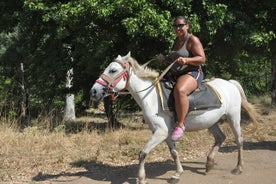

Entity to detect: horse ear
[126,51,131,58]
[115,55,122,61]
[122,51,131,61]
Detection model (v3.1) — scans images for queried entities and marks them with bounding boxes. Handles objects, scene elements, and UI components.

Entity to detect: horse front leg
[137,129,167,184]
[166,139,183,183]
[138,150,147,184]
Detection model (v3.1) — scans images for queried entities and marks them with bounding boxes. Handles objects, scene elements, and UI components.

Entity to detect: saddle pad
[158,79,222,112]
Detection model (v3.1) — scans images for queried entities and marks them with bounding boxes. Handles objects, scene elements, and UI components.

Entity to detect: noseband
[95,60,130,98]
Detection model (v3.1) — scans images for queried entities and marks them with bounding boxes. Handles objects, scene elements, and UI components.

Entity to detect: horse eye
[109,69,117,73]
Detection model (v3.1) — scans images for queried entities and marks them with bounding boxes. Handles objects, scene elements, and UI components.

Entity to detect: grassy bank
[0,99,275,183]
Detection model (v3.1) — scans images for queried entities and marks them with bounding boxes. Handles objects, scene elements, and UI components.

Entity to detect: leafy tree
[198,0,274,96]
[0,0,274,127]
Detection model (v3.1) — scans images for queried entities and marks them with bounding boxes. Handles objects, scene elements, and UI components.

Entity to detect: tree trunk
[19,62,29,128]
[104,96,119,130]
[64,68,76,121]
[271,39,276,107]
[64,44,76,122]
[272,59,276,107]
[65,93,76,121]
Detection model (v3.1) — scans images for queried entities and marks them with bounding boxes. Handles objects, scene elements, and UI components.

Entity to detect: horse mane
[127,57,159,78]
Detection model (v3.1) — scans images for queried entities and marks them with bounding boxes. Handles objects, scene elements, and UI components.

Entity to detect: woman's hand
[177,57,188,65]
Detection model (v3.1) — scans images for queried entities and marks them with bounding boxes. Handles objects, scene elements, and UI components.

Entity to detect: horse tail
[229,79,258,132]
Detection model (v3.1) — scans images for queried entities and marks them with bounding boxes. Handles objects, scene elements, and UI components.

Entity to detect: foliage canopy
[0,0,274,121]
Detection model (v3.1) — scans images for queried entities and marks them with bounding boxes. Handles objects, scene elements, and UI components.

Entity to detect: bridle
[95,58,178,100]
[95,60,130,99]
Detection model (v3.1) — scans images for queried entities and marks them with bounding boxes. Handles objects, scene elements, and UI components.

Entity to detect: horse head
[90,52,131,101]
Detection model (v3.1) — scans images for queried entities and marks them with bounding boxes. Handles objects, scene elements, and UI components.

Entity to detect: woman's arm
[177,35,206,66]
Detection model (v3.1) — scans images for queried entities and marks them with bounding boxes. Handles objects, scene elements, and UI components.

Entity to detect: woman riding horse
[157,16,206,141]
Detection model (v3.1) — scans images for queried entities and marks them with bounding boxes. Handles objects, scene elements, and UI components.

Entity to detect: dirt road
[35,141,276,184]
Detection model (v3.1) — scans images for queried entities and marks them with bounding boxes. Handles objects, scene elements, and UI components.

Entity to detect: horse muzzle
[90,83,108,101]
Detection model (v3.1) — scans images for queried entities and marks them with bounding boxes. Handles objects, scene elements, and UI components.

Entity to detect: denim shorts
[190,69,204,85]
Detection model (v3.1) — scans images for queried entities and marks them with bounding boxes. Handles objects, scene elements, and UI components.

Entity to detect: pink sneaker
[172,125,185,141]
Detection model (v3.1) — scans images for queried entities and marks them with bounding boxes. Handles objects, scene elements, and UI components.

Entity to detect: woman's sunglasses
[173,24,186,28]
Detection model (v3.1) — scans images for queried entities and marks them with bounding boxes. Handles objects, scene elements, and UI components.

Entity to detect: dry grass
[0,100,275,183]
[0,124,100,182]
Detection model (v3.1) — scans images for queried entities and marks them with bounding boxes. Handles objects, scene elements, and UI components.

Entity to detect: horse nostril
[103,87,108,92]
[91,88,97,97]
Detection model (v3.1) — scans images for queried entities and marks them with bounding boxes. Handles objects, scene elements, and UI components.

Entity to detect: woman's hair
[174,16,191,33]
[174,16,189,24]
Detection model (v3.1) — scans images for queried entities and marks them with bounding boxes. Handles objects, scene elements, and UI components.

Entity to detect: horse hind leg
[228,115,244,175]
[206,123,226,172]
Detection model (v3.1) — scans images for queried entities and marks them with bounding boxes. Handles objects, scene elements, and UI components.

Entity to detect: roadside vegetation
[0,96,275,183]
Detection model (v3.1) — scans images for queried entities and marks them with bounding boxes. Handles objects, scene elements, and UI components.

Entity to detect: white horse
[90,52,258,184]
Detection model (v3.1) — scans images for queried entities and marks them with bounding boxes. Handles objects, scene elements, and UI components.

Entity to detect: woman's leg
[172,74,197,140]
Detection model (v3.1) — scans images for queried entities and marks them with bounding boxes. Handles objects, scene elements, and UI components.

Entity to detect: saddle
[158,78,222,112]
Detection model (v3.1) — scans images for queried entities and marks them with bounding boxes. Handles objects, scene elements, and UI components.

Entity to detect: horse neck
[126,73,158,110]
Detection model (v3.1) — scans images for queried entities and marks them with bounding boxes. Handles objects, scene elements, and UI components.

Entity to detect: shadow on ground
[32,159,208,184]
[219,141,276,153]
[32,141,275,184]
[33,160,164,184]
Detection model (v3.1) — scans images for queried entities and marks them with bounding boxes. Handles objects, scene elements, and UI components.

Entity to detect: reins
[133,59,177,93]
[141,58,156,68]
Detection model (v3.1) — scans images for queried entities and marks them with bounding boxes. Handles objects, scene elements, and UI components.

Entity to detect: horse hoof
[168,177,180,184]
[206,160,215,172]
[138,180,148,184]
[168,172,182,184]
[231,168,242,175]
[206,166,213,173]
